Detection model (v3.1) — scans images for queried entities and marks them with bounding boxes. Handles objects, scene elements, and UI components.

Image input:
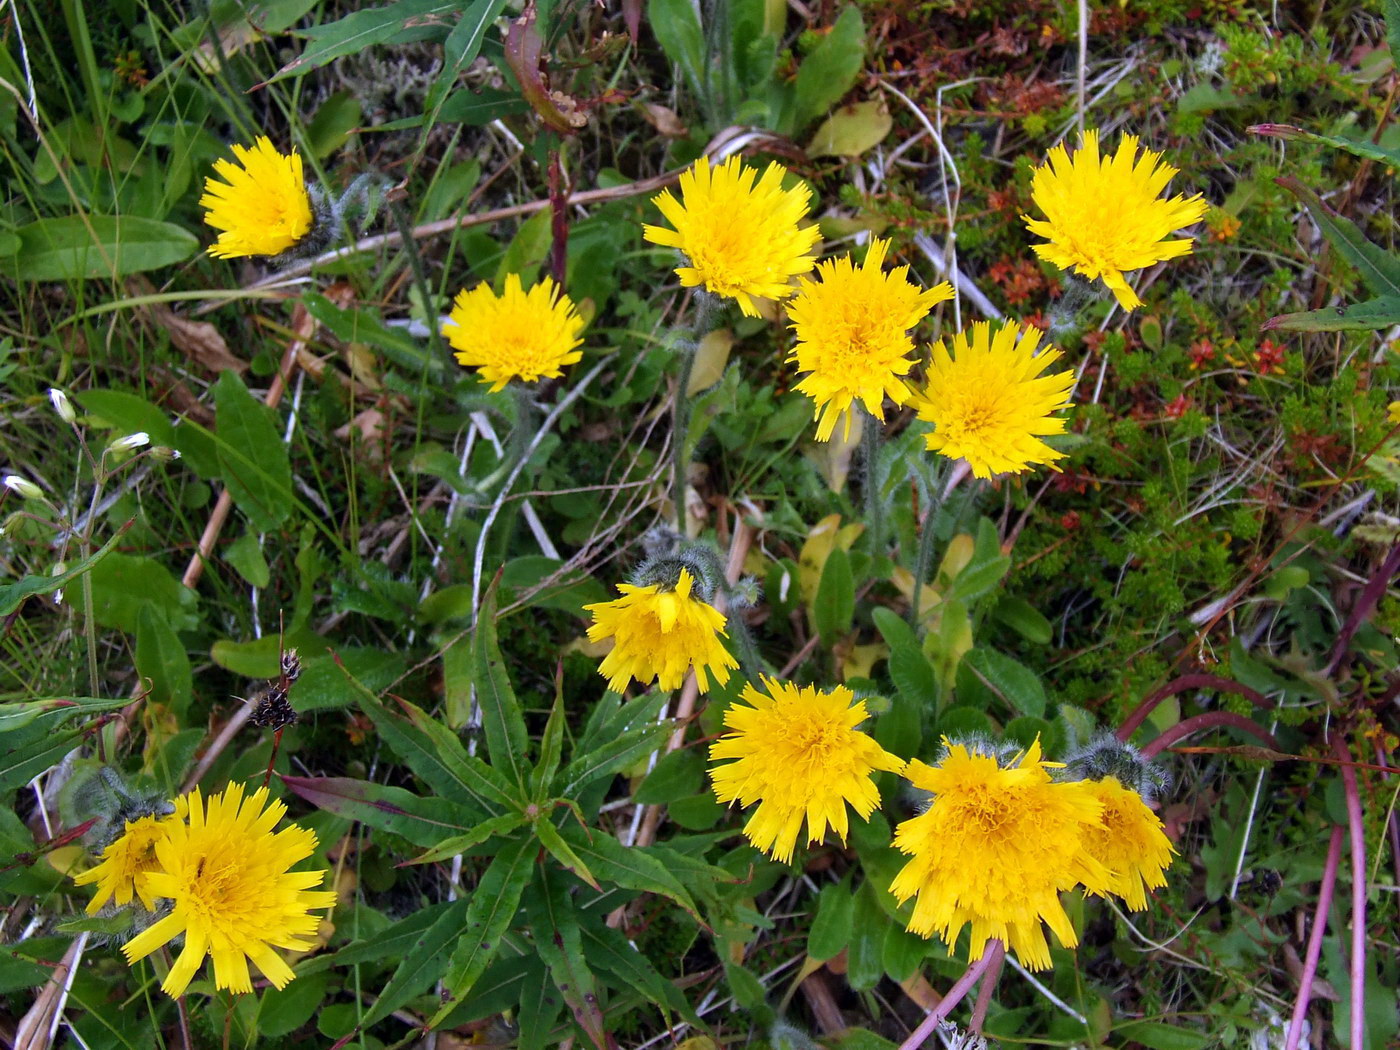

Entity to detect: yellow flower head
[442,274,586,392]
[889,738,1112,971]
[787,238,954,442]
[1387,400,1400,425]
[121,783,336,999]
[1022,130,1208,311]
[908,321,1075,479]
[643,155,821,316]
[199,137,314,260]
[71,813,173,915]
[1078,777,1175,910]
[709,676,906,863]
[584,568,738,694]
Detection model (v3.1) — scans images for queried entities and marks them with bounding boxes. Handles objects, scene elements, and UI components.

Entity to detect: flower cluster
[72,782,335,999]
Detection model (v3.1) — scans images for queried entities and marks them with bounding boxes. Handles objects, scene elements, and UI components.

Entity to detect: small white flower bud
[48,388,77,424]
[3,475,43,500]
[107,432,150,453]
[149,446,181,462]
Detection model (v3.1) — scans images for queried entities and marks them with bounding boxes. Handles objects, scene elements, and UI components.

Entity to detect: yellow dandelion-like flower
[584,568,738,694]
[1387,400,1400,425]
[442,274,586,392]
[908,321,1075,479]
[121,783,336,999]
[709,676,906,863]
[787,238,954,442]
[199,137,314,260]
[1022,130,1208,311]
[889,738,1112,971]
[1078,777,1175,910]
[71,813,173,915]
[643,155,821,316]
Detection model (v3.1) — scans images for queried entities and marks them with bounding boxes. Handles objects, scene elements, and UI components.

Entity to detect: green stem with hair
[860,409,885,562]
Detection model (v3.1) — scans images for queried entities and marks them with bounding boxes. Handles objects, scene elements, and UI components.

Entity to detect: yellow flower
[1078,777,1174,910]
[908,321,1075,478]
[442,274,586,392]
[643,155,821,316]
[199,137,314,259]
[889,738,1112,971]
[709,677,906,863]
[584,568,737,694]
[787,238,954,442]
[71,813,173,915]
[1387,400,1400,425]
[121,783,336,998]
[1022,130,1208,311]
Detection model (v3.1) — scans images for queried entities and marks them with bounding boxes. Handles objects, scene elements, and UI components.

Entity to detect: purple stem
[1332,735,1368,1050]
[1286,826,1343,1050]
[1117,674,1268,742]
[1140,710,1279,760]
[1376,743,1400,890]
[968,940,1005,1034]
[1326,539,1400,675]
[897,944,1002,1050]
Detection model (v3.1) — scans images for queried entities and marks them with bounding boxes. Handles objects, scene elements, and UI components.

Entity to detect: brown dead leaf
[129,278,245,375]
[335,408,389,458]
[641,102,689,137]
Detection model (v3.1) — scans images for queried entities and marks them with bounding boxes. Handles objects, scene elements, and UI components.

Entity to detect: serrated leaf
[213,371,292,533]
[474,575,530,790]
[432,835,536,1027]
[0,215,197,281]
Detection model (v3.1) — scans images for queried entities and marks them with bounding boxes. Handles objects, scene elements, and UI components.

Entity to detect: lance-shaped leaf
[534,817,600,890]
[531,670,567,800]
[1275,176,1400,297]
[558,714,674,798]
[474,574,530,791]
[281,776,479,849]
[432,834,537,1027]
[1262,295,1400,333]
[356,898,471,1030]
[406,813,529,866]
[1252,124,1400,176]
[558,825,705,921]
[0,522,129,617]
[342,662,518,815]
[263,0,459,85]
[583,921,700,1024]
[525,865,609,1050]
[503,0,586,134]
[0,694,130,735]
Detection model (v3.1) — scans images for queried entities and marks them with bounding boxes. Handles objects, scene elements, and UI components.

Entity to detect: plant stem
[672,347,696,529]
[861,409,884,562]
[909,494,940,632]
[896,942,1003,1050]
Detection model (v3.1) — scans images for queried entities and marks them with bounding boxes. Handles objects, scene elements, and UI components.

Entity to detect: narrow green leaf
[0,215,197,281]
[473,575,530,790]
[808,880,854,961]
[357,898,472,1030]
[558,826,703,920]
[1112,1021,1209,1050]
[280,775,479,848]
[406,813,529,866]
[1276,176,1400,297]
[213,372,293,533]
[791,6,864,131]
[316,900,460,969]
[422,0,510,131]
[648,0,705,98]
[525,865,607,1050]
[1254,123,1400,174]
[531,677,566,801]
[1389,0,1400,70]
[534,818,600,890]
[267,0,459,83]
[993,596,1053,645]
[1263,294,1400,333]
[582,922,701,1025]
[814,546,854,646]
[433,835,537,1027]
[517,965,566,1050]
[634,748,704,805]
[135,606,193,717]
[958,649,1047,718]
[558,715,674,798]
[846,881,886,990]
[0,524,128,617]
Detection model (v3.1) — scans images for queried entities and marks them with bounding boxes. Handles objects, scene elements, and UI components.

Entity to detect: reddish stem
[1286,825,1343,1050]
[1326,539,1400,675]
[896,943,1002,1050]
[548,149,568,287]
[1375,742,1400,890]
[1140,711,1279,760]
[1332,734,1368,1050]
[1117,674,1268,742]
[968,940,1005,1034]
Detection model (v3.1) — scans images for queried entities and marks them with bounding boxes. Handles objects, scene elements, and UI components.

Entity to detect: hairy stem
[861,410,884,562]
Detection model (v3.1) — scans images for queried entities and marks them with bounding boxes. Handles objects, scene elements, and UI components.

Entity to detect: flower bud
[148,446,181,462]
[107,432,150,453]
[3,475,43,500]
[48,388,77,424]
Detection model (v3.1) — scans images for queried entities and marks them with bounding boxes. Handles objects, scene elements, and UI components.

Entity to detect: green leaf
[814,546,854,646]
[223,531,270,588]
[846,881,886,991]
[808,879,853,961]
[634,748,704,805]
[1263,294,1400,333]
[0,695,127,735]
[494,208,552,289]
[0,215,197,281]
[957,649,1047,718]
[213,371,293,532]
[406,813,530,865]
[1112,1021,1210,1050]
[433,834,537,1027]
[267,0,459,83]
[881,921,926,983]
[1276,176,1400,297]
[317,900,461,969]
[648,0,706,98]
[0,524,128,617]
[526,864,607,1049]
[807,99,892,157]
[280,775,480,848]
[348,682,518,815]
[473,576,530,790]
[1254,123,1400,172]
[422,0,510,130]
[993,596,1053,644]
[357,898,472,1030]
[558,825,704,920]
[256,972,330,1039]
[88,552,199,633]
[531,678,566,800]
[791,6,864,132]
[534,818,600,890]
[135,606,193,717]
[76,389,219,477]
[582,922,700,1024]
[558,713,674,798]
[305,91,362,159]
